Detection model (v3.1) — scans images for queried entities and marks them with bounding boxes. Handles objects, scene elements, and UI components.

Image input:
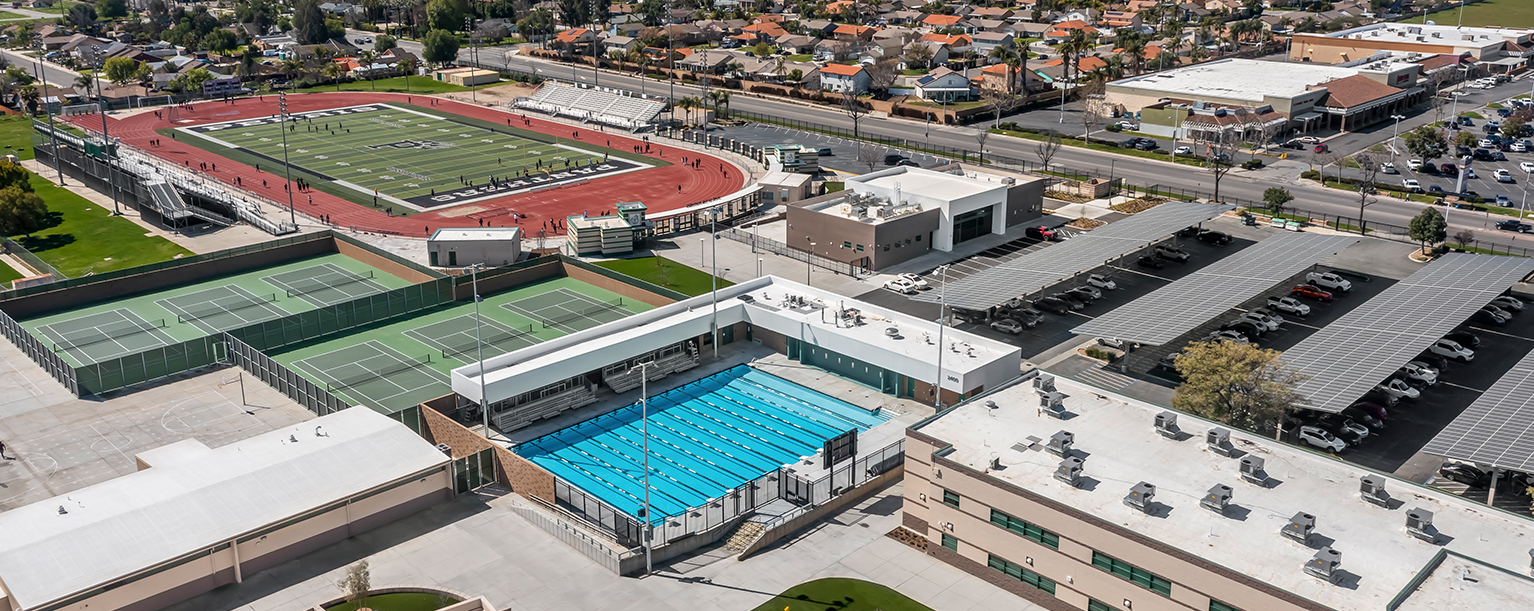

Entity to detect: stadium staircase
[143,179,236,227]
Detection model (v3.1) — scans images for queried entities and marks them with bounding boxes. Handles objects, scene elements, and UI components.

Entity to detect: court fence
[0,307,78,396]
[225,332,353,416]
[1,238,67,283]
[73,334,225,397]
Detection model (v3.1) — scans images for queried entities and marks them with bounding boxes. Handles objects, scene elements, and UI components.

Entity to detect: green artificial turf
[9,172,192,277]
[0,259,23,288]
[0,115,38,160]
[290,76,468,94]
[1421,0,1534,28]
[325,592,459,611]
[593,256,733,297]
[750,578,934,611]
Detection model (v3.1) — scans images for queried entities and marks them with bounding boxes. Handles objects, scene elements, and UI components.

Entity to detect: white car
[1238,311,1282,332]
[1407,158,1424,170]
[1266,295,1311,316]
[990,319,1027,335]
[1087,274,1117,290]
[1375,378,1420,401]
[883,278,919,294]
[1174,145,1193,155]
[1298,426,1346,453]
[896,273,929,289]
[1117,121,1140,131]
[1480,139,1497,149]
[1154,244,1190,262]
[1495,169,1515,182]
[1466,168,1478,179]
[1523,162,1534,173]
[1430,338,1475,362]
[1398,363,1438,386]
[1203,330,1251,344]
[1382,162,1397,174]
[1408,360,1442,377]
[1402,178,1422,192]
[1492,295,1525,311]
[1514,142,1530,153]
[1306,271,1352,293]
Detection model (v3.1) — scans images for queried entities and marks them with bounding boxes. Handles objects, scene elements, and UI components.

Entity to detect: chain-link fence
[1,237,67,282]
[717,226,864,277]
[227,332,354,416]
[73,334,224,396]
[0,307,78,395]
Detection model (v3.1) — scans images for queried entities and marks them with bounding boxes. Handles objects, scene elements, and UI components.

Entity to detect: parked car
[883,278,919,294]
[1492,295,1525,311]
[1239,311,1283,331]
[1382,162,1397,174]
[1066,286,1102,302]
[1495,169,1515,182]
[1438,462,1490,486]
[1154,244,1190,262]
[815,147,834,156]
[1430,338,1475,362]
[883,153,909,165]
[1375,378,1420,401]
[1466,168,1478,179]
[1306,272,1352,293]
[1442,163,1458,176]
[1398,362,1438,386]
[1266,296,1311,316]
[1402,178,1423,193]
[1414,355,1451,374]
[990,319,1028,334]
[1476,307,1508,325]
[895,159,921,167]
[1291,285,1334,302]
[1136,255,1166,269]
[1157,352,1181,371]
[1344,402,1389,428]
[1407,158,1424,170]
[1523,161,1534,173]
[1298,426,1346,453]
[1221,320,1267,338]
[1116,121,1140,131]
[1202,330,1251,344]
[1025,226,1061,241]
[1495,219,1532,232]
[1134,139,1159,151]
[1313,144,1330,153]
[1279,140,1305,150]
[1443,330,1481,348]
[896,273,929,289]
[1197,230,1233,245]
[1324,418,1371,446]
[1050,292,1087,310]
[1174,145,1193,155]
[1087,274,1117,290]
[1036,297,1073,314]
[1496,194,1513,206]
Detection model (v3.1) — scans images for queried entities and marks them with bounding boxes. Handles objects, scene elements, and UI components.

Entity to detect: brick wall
[562,263,678,308]
[334,238,438,284]
[417,400,556,504]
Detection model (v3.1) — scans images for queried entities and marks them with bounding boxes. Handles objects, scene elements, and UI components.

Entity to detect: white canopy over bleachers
[514,84,665,131]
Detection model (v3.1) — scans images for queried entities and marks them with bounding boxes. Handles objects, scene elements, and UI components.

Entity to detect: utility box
[1154,411,1180,439]
[1361,475,1389,506]
[1034,373,1056,393]
[1406,508,1435,542]
[1054,456,1083,487]
[1282,512,1317,544]
[1124,481,1156,513]
[1201,484,1232,513]
[1046,431,1074,457]
[1240,455,1267,486]
[1207,427,1235,456]
[1304,547,1343,583]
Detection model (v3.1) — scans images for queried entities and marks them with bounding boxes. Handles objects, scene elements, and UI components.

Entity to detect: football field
[178,103,650,209]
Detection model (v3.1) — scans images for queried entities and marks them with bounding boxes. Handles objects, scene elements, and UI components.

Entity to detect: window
[941,533,958,551]
[883,244,890,251]
[988,554,1056,595]
[1093,552,1172,596]
[1088,601,1120,611]
[916,234,922,242]
[843,241,852,249]
[989,509,1061,549]
[856,244,865,252]
[1209,600,1243,611]
[942,489,960,508]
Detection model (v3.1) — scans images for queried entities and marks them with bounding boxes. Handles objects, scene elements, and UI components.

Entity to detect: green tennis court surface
[20,253,410,367]
[270,278,650,414]
[180,103,650,209]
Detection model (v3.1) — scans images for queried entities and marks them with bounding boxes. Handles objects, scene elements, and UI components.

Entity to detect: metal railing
[717,226,864,277]
[1,237,67,281]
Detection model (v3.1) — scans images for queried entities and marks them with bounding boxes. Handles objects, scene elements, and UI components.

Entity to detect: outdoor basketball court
[502,287,630,333]
[31,309,180,365]
[261,262,391,307]
[288,340,446,409]
[156,285,288,335]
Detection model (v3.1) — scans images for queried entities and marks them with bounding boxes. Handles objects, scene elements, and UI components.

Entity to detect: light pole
[805,239,815,286]
[465,263,491,437]
[91,45,121,216]
[627,360,656,575]
[32,36,64,186]
[1058,83,1066,124]
[933,264,951,409]
[465,16,478,103]
[707,208,720,358]
[757,257,764,278]
[277,92,297,225]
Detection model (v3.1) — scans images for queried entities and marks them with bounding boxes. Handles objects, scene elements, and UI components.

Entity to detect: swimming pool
[516,365,890,523]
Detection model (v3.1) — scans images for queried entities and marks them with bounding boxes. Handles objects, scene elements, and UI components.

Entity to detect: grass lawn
[593,256,732,297]
[900,69,929,76]
[9,172,192,277]
[0,115,37,160]
[1423,0,1534,28]
[28,0,78,14]
[1461,111,1484,119]
[289,76,468,94]
[0,260,23,288]
[750,578,933,611]
[787,54,813,62]
[994,128,1209,168]
[823,181,845,192]
[325,592,458,611]
[0,11,27,19]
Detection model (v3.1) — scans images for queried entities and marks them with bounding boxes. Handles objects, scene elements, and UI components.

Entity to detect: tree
[422,29,461,66]
[95,0,127,18]
[1351,152,1381,233]
[101,57,141,88]
[339,560,371,611]
[375,35,398,53]
[292,0,328,44]
[1502,117,1526,140]
[1172,340,1307,431]
[518,8,554,48]
[1193,128,1238,203]
[358,50,379,90]
[1408,207,1447,254]
[1076,80,1108,141]
[67,3,97,31]
[18,85,38,114]
[1454,130,1478,148]
[856,141,880,173]
[867,59,898,97]
[1034,130,1062,174]
[0,161,30,192]
[0,185,47,235]
[1402,125,1447,162]
[1453,229,1475,249]
[398,58,417,91]
[841,92,867,139]
[1262,187,1293,214]
[903,43,934,70]
[427,0,464,32]
[203,29,237,53]
[174,68,215,97]
[323,61,346,90]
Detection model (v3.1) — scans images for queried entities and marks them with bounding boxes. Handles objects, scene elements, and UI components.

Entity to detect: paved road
[1,48,83,89]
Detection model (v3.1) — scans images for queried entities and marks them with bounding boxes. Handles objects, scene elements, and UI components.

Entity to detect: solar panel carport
[1423,350,1534,471]
[912,201,1233,310]
[1282,253,1534,414]
[1069,233,1360,345]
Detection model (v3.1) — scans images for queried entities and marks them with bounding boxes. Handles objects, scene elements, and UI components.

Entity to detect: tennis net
[52,318,166,352]
[175,293,279,324]
[332,353,435,390]
[284,270,377,298]
[538,298,625,329]
[440,322,536,361]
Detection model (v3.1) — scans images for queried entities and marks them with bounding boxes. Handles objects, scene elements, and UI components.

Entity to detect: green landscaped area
[1423,0,1534,28]
[0,261,23,288]
[994,128,1209,168]
[168,102,661,212]
[0,115,37,160]
[290,76,469,95]
[325,592,459,611]
[270,276,650,413]
[593,256,732,297]
[786,54,813,62]
[9,172,194,277]
[750,578,933,611]
[0,11,26,20]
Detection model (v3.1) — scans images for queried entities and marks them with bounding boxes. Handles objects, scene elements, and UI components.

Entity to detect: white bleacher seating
[513,84,665,131]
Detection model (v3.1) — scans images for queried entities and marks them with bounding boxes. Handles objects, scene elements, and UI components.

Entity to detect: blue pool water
[516,365,890,523]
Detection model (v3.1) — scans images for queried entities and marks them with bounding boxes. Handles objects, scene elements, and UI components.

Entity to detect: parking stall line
[1438,381,1486,393]
[1457,325,1534,342]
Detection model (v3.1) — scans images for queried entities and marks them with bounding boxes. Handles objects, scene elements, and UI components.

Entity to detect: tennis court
[31,308,180,365]
[155,285,289,335]
[502,287,630,333]
[262,262,391,307]
[288,340,447,409]
[405,313,539,362]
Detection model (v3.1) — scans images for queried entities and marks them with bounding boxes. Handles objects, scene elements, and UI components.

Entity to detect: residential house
[903,40,950,69]
[201,72,243,96]
[1204,0,1242,11]
[662,23,707,45]
[834,24,880,42]
[819,63,870,93]
[742,21,788,40]
[971,20,1016,35]
[914,66,972,101]
[318,2,361,15]
[1124,0,1160,12]
[252,33,297,51]
[614,22,647,37]
[885,10,924,25]
[775,34,821,55]
[875,27,920,44]
[979,62,1032,94]
[801,19,838,37]
[1101,11,1142,30]
[1175,3,1212,21]
[664,8,696,24]
[1043,20,1098,43]
[969,7,1015,19]
[860,38,907,62]
[971,31,1016,56]
[677,49,731,74]
[1055,9,1098,23]
[919,33,972,54]
[604,35,639,55]
[1014,22,1052,39]
[921,14,967,31]
[554,27,598,52]
[816,38,864,61]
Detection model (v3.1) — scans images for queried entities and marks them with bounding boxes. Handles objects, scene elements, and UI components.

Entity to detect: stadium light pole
[277,92,297,225]
[91,45,121,216]
[627,360,656,575]
[466,263,491,437]
[32,36,64,186]
[465,16,477,104]
[708,208,719,358]
[933,264,951,409]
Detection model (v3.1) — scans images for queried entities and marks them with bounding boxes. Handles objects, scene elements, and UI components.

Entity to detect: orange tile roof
[1112,45,1163,60]
[1053,20,1090,30]
[833,24,878,36]
[744,22,787,37]
[919,33,972,46]
[1077,56,1106,72]
[819,63,866,76]
[554,28,590,43]
[923,14,963,26]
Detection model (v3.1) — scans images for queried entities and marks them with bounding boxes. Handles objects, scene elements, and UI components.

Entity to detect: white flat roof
[1324,23,1531,44]
[429,227,523,242]
[916,375,1534,611]
[1110,59,1363,103]
[0,407,448,610]
[849,167,1008,202]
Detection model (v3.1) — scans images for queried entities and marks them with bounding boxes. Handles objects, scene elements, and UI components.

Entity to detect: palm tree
[74,72,95,98]
[1058,29,1095,84]
[398,58,417,92]
[278,58,302,85]
[714,91,730,117]
[18,84,38,115]
[1189,45,1210,63]
[1116,29,1147,76]
[324,62,346,91]
[675,97,694,125]
[989,45,1026,93]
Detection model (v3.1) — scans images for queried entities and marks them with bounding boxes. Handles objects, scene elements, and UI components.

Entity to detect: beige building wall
[904,430,1324,611]
[1287,35,1501,63]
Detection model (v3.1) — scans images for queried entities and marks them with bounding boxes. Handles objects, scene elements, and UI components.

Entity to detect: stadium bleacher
[514,84,665,131]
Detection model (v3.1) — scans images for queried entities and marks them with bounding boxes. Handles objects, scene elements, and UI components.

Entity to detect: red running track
[88,92,746,237]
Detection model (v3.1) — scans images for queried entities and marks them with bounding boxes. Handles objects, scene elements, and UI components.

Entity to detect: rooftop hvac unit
[1207,428,1235,456]
[1201,484,1232,513]
[436,443,452,455]
[1154,411,1180,439]
[1034,373,1056,393]
[1282,512,1317,544]
[1406,508,1436,542]
[1040,392,1067,418]
[1304,547,1343,583]
[1124,482,1156,513]
[1054,456,1083,487]
[1361,475,1389,507]
[1240,455,1267,486]
[1046,431,1074,457]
